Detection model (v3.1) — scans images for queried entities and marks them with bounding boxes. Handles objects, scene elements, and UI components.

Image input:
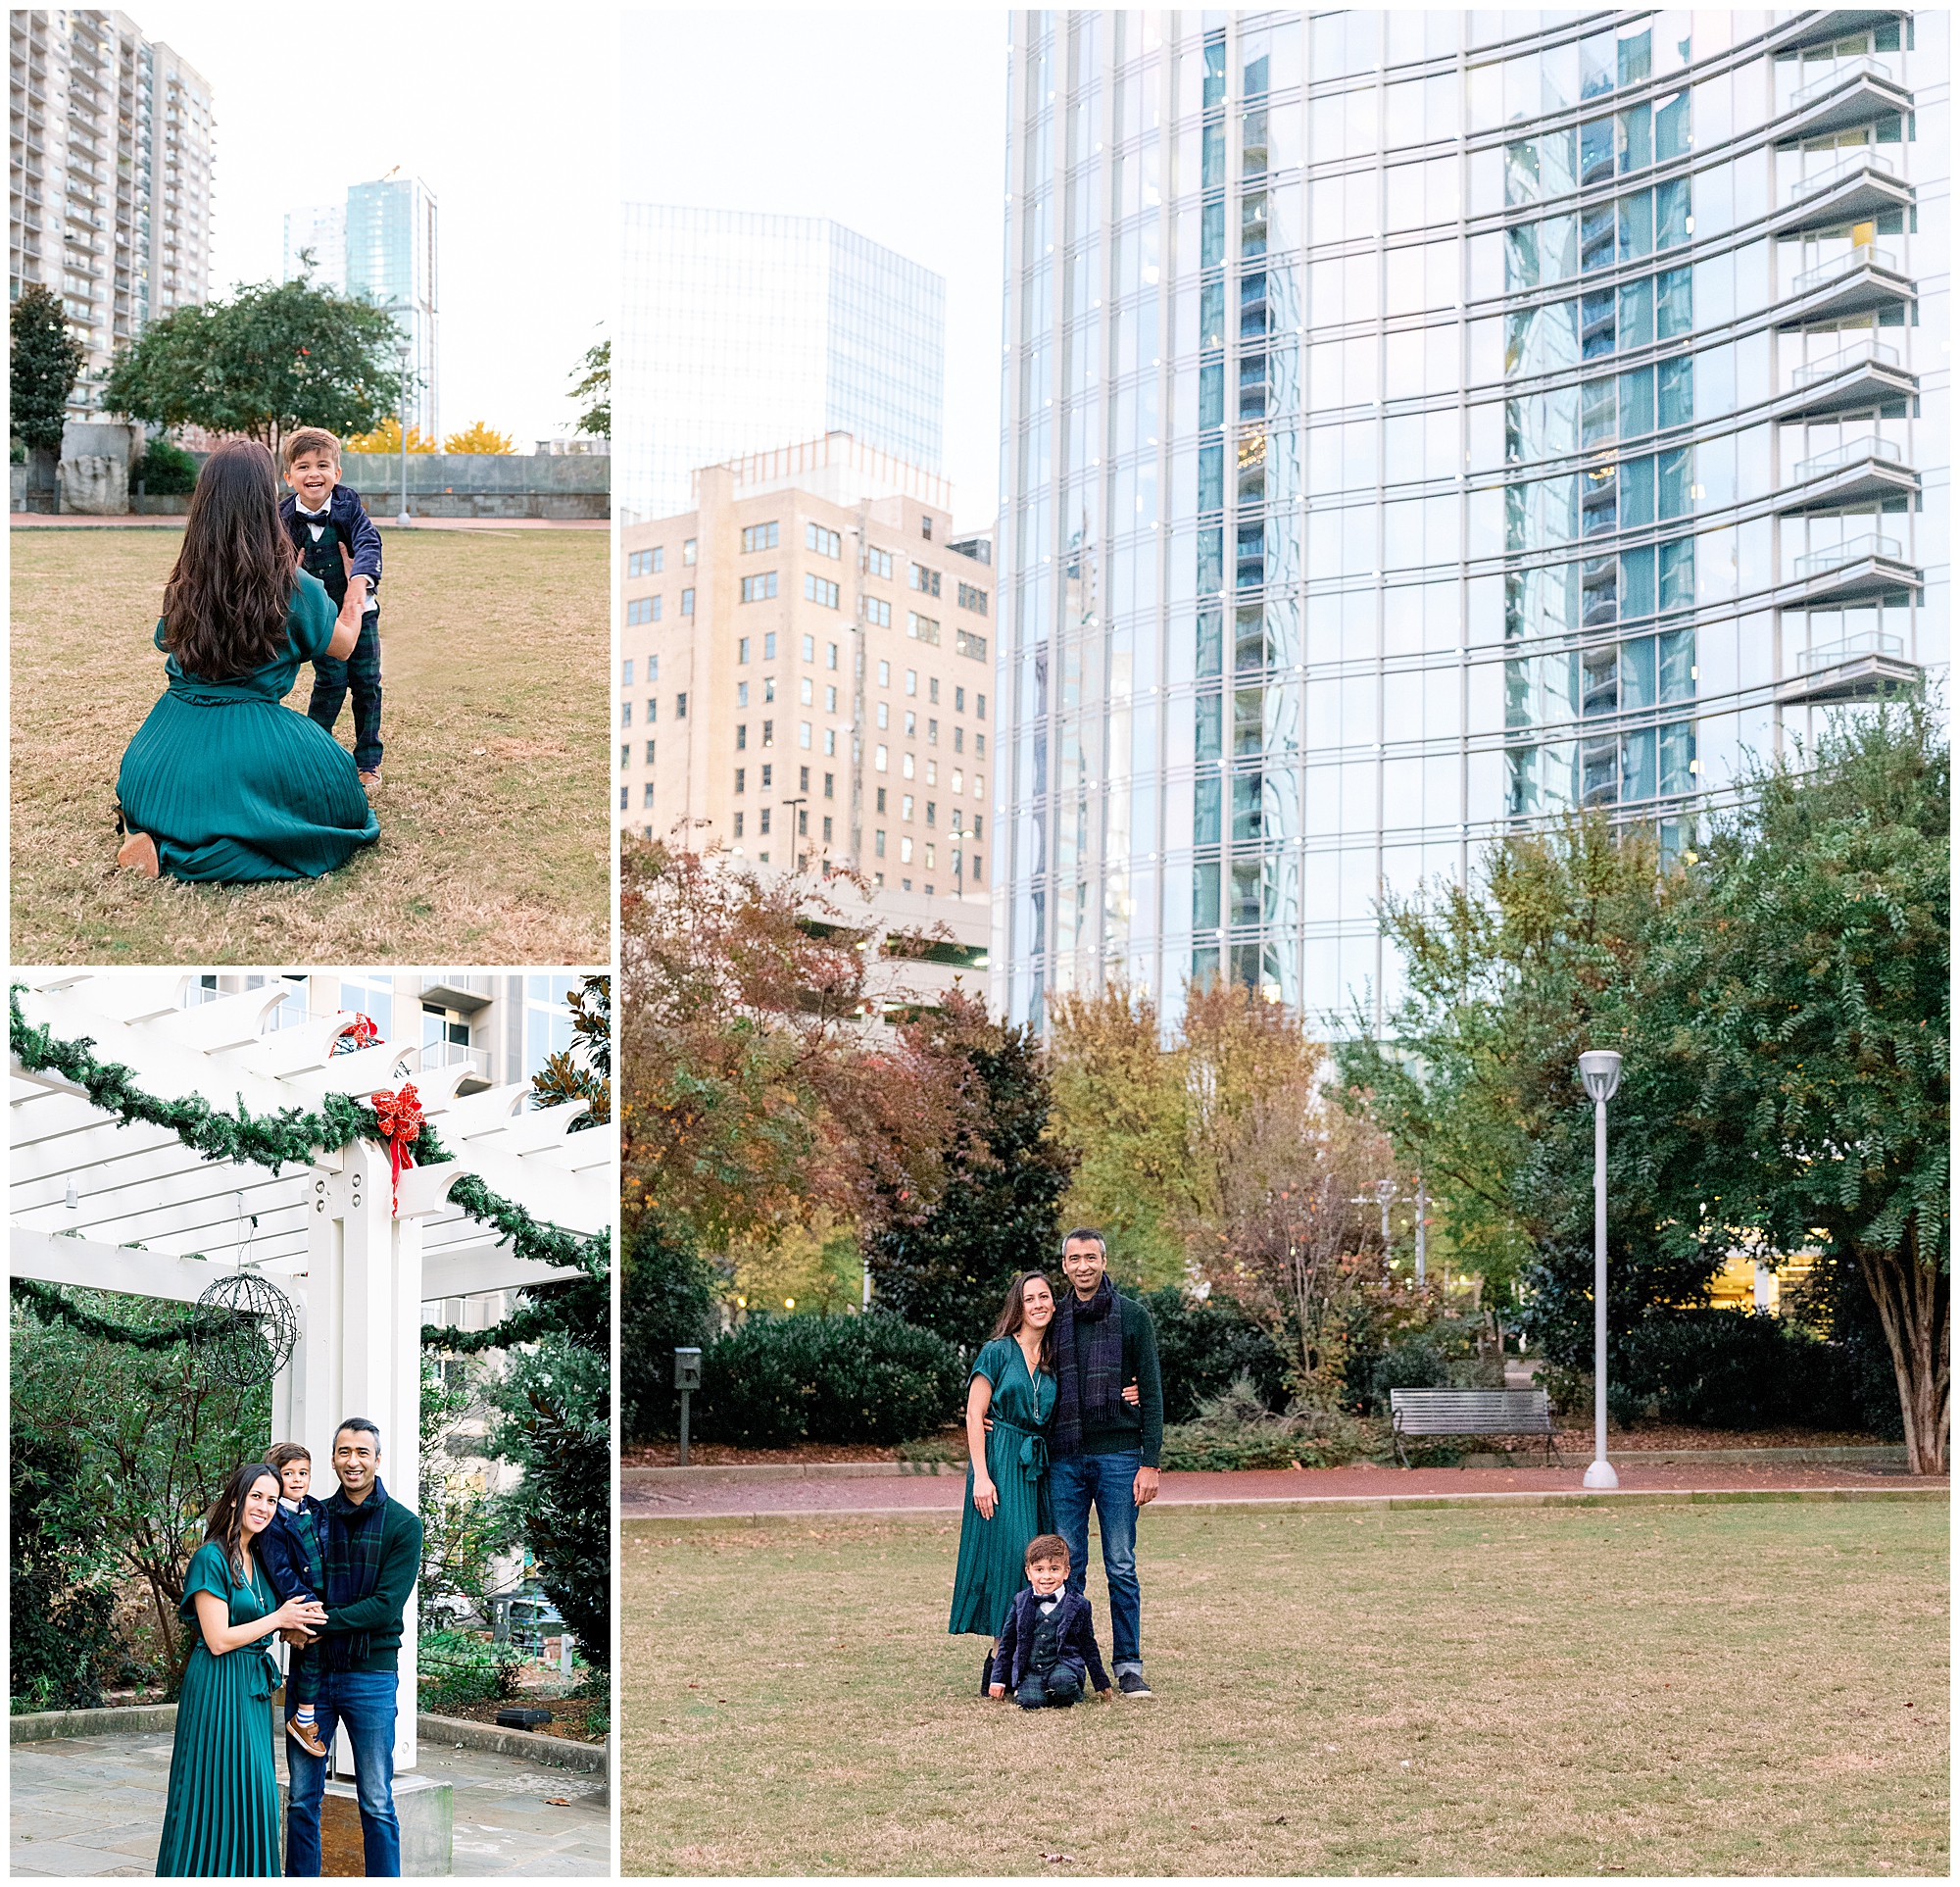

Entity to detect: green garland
[10,988,609,1356]
[11,1274,217,1349]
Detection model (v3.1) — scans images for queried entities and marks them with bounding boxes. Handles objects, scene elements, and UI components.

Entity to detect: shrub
[1141,1287,1292,1424]
[1353,1316,1501,1415]
[128,436,197,494]
[1157,1373,1372,1471]
[417,1628,525,1713]
[1605,1310,1866,1431]
[620,1213,717,1442]
[10,1422,122,1712]
[698,1313,964,1449]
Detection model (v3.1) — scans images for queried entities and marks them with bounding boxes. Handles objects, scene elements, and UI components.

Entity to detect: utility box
[674,1347,702,1390]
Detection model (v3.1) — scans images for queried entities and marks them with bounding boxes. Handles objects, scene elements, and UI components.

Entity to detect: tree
[416,1357,510,1637]
[1642,703,1948,1471]
[531,974,611,1131]
[443,421,515,454]
[618,837,957,1252]
[12,1418,123,1710]
[103,274,406,458]
[620,1211,718,1442]
[346,417,438,455]
[10,282,86,455]
[486,1334,610,1677]
[865,996,1076,1343]
[569,336,609,437]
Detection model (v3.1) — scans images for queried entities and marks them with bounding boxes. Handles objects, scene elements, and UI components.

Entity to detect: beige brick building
[619,432,994,960]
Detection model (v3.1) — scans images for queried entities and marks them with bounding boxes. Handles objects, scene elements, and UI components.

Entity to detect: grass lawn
[622,1502,1948,1876]
[10,526,609,964]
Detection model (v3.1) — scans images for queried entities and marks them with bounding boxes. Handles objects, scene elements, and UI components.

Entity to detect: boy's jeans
[308,608,383,772]
[1050,1448,1144,1665]
[284,1667,401,1877]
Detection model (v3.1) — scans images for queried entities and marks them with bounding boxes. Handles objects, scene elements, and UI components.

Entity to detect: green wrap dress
[948,1336,1056,1639]
[116,571,380,883]
[154,1540,282,1878]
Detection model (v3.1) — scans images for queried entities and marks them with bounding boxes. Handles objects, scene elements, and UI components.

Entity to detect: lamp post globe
[1578,1048,1623,1488]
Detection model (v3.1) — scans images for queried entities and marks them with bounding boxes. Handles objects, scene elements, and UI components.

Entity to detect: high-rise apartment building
[995,8,1944,1034]
[619,432,995,958]
[9,8,213,418]
[331,174,440,438]
[620,206,947,523]
[281,199,345,289]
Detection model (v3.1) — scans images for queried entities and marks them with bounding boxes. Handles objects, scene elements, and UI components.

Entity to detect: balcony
[1779,434,1919,513]
[1773,338,1917,422]
[1781,57,1912,141]
[1777,532,1922,609]
[1776,630,1922,707]
[419,1037,493,1094]
[1776,242,1915,327]
[420,972,493,1012]
[1768,150,1912,237]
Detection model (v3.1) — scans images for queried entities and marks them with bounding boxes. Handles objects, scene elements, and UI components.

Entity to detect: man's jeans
[308,609,383,772]
[1050,1448,1143,1664]
[284,1667,401,1877]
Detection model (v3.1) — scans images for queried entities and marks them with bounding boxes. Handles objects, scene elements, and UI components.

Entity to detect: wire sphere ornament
[193,1270,298,1387]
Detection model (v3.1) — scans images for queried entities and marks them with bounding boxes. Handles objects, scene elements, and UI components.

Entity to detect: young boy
[259,1441,330,1757]
[279,427,385,788]
[987,1534,1112,1710]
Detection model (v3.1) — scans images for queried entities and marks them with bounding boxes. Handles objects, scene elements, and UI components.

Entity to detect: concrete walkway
[622,1457,1942,1520]
[11,1728,609,1877]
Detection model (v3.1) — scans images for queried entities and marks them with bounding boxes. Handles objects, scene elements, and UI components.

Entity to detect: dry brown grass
[622,1501,1948,1876]
[9,526,609,964]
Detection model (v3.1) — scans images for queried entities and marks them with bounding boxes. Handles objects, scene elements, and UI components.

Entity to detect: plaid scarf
[319,1476,390,1671]
[1051,1277,1124,1461]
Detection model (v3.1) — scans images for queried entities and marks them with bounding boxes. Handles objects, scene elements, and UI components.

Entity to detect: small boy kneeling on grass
[988,1534,1112,1710]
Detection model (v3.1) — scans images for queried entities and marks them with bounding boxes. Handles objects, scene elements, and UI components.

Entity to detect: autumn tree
[103,273,405,457]
[443,421,515,454]
[345,418,438,455]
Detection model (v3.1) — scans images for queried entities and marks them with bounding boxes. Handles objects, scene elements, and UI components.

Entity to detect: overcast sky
[134,3,612,447]
[623,8,1010,530]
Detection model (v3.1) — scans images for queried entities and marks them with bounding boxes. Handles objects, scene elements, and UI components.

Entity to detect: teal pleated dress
[949,1337,1056,1639]
[117,571,380,883]
[154,1541,282,1878]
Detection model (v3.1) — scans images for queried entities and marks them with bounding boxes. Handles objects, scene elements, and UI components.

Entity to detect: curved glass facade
[993,8,1946,1033]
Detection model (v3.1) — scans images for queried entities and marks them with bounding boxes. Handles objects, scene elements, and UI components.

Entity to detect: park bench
[1390,1388,1562,1468]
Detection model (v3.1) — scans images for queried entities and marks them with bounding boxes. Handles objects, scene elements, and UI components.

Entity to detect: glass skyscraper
[993,8,1945,1036]
[344,174,440,439]
[620,205,947,521]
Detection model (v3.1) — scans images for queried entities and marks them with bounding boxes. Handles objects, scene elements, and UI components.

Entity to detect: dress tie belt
[992,1415,1049,1481]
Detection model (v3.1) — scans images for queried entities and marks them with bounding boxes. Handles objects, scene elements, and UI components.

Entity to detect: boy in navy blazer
[988,1534,1112,1709]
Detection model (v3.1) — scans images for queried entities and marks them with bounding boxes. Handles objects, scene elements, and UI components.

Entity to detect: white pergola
[9,972,614,1773]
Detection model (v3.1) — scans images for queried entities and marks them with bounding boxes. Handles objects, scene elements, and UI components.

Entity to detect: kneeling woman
[116,439,379,882]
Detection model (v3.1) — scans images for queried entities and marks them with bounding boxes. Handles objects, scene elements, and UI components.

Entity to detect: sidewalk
[622,1456,1942,1520]
[11,1728,608,1877]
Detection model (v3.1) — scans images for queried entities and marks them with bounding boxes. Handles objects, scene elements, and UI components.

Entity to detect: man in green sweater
[283,1417,424,1878]
[1048,1228,1163,1698]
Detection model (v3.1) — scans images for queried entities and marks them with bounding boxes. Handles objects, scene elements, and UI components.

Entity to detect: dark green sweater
[319,1496,422,1673]
[1068,1291,1164,1468]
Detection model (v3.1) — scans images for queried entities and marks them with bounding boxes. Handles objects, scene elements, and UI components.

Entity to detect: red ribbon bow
[369,1084,423,1217]
[333,1014,379,1056]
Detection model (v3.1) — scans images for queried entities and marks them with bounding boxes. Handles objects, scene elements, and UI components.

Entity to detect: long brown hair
[204,1462,281,1580]
[990,1268,1058,1376]
[162,439,298,678]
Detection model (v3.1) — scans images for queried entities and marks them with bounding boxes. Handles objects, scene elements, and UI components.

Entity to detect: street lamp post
[395,338,413,527]
[1578,1049,1623,1489]
[1415,1173,1427,1286]
[780,796,808,871]
[1375,1178,1395,1266]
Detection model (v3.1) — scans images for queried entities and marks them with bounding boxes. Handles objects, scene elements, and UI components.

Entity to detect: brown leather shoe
[286,1714,327,1758]
[358,769,381,790]
[116,830,160,877]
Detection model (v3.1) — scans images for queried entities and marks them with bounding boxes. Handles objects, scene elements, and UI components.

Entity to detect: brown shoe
[358,769,381,790]
[286,1714,327,1758]
[116,830,160,877]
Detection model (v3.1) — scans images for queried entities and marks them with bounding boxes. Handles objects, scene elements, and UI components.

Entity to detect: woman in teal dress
[949,1269,1059,1686]
[155,1461,326,1878]
[116,439,379,883]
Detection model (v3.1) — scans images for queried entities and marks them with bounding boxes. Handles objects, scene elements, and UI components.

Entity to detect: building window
[906,670,917,696]
[976,693,986,720]
[647,698,658,722]
[734,811,744,837]
[876,787,887,813]
[901,835,914,864]
[645,740,657,766]
[620,743,630,768]
[956,627,988,661]
[955,725,965,754]
[908,614,941,646]
[864,597,892,627]
[765,632,777,660]
[806,521,841,558]
[800,721,812,749]
[653,595,663,621]
[875,828,887,857]
[628,548,661,577]
[676,693,687,719]
[822,815,833,843]
[683,538,697,565]
[761,764,773,790]
[649,655,661,682]
[739,638,750,664]
[957,580,989,616]
[622,659,635,686]
[866,546,894,580]
[799,766,809,791]
[620,701,632,728]
[618,785,628,811]
[903,753,916,779]
[626,597,655,625]
[735,768,746,793]
[823,771,834,799]
[741,521,779,553]
[642,782,656,808]
[909,563,942,598]
[760,808,771,835]
[825,685,837,713]
[738,682,749,709]
[800,678,813,706]
[805,572,840,609]
[921,516,934,541]
[875,745,889,771]
[761,720,773,747]
[681,588,695,615]
[736,724,747,751]
[802,634,815,661]
[740,572,778,604]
